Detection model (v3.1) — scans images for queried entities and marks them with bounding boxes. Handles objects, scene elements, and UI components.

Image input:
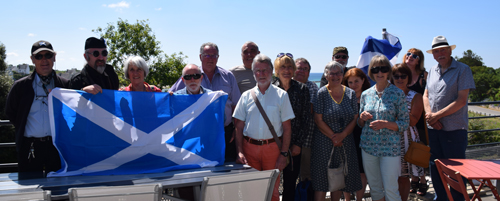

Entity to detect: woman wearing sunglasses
[119,56,161,92]
[390,64,425,201]
[272,53,311,201]
[312,61,362,201]
[357,55,409,201]
[402,49,429,195]
[341,68,371,201]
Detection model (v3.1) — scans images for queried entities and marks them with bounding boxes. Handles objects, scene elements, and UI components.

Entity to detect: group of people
[5,35,475,201]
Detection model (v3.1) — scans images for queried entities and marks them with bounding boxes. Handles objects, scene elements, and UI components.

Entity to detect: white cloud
[78,27,86,31]
[58,51,66,54]
[6,52,19,57]
[104,1,130,8]
[28,33,36,37]
[155,7,162,11]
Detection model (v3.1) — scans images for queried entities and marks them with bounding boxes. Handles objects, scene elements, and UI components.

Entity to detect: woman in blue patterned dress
[312,61,362,201]
[357,55,409,201]
[391,64,425,201]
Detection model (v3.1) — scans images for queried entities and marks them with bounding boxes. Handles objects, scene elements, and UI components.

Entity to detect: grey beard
[96,66,106,74]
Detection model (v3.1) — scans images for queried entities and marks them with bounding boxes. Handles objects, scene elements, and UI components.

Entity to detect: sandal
[410,181,419,194]
[417,182,429,196]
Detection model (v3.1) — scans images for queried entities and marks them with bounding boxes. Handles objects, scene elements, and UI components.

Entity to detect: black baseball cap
[85,37,107,50]
[31,40,55,55]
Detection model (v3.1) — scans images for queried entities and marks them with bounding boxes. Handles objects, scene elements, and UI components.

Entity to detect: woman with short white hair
[119,56,161,92]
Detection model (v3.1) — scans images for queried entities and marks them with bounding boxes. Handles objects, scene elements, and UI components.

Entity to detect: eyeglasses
[34,53,54,60]
[393,74,408,80]
[406,52,420,60]
[328,72,342,77]
[202,54,219,59]
[183,73,202,80]
[334,55,348,59]
[297,67,309,72]
[277,53,293,59]
[371,66,390,74]
[88,50,108,57]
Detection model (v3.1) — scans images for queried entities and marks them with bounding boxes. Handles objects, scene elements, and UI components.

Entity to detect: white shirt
[233,84,295,140]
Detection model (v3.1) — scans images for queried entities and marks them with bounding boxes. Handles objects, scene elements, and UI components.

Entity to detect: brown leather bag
[404,141,431,168]
[250,90,291,168]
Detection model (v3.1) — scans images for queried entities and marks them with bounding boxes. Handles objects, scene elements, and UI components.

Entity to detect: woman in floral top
[357,55,409,201]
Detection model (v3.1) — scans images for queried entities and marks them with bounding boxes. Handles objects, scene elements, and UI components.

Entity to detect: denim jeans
[428,129,468,201]
[361,150,401,201]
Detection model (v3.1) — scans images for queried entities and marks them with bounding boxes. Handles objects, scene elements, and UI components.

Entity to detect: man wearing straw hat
[423,35,475,201]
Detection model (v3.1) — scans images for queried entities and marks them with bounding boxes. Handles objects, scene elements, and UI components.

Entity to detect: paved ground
[469,105,500,116]
[293,176,499,201]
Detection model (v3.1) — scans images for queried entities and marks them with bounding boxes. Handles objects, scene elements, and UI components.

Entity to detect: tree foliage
[0,43,7,72]
[469,66,500,102]
[455,49,484,67]
[0,42,16,172]
[93,18,186,88]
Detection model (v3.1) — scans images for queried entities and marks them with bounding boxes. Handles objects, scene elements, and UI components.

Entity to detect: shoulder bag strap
[250,90,283,150]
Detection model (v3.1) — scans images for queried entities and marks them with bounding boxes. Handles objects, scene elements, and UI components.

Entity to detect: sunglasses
[34,53,54,60]
[89,50,108,57]
[183,73,202,80]
[334,55,348,59]
[406,52,420,60]
[371,66,390,74]
[393,74,408,80]
[277,52,293,59]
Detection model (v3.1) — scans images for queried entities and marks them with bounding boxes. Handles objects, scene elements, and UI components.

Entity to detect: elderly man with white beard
[233,54,295,201]
[174,64,211,95]
[70,37,119,94]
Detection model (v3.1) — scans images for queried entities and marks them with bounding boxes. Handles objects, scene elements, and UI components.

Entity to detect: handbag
[250,90,292,167]
[327,145,348,192]
[294,179,314,201]
[404,141,431,168]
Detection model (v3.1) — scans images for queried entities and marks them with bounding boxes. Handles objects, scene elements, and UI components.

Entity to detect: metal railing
[1,101,500,169]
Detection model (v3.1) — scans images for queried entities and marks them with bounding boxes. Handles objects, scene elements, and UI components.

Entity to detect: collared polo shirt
[169,66,241,126]
[229,65,256,93]
[233,84,295,140]
[25,74,54,138]
[426,58,475,131]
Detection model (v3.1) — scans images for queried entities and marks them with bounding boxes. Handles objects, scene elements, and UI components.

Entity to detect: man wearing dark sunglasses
[173,64,210,95]
[230,41,260,93]
[69,37,119,94]
[5,40,70,179]
[169,42,241,163]
[320,46,350,87]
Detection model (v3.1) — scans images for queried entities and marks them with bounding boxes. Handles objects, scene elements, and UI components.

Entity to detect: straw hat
[426,35,456,53]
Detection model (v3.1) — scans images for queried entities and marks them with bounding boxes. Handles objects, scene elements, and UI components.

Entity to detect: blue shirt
[359,84,409,157]
[169,66,241,126]
[426,57,475,131]
[25,74,54,138]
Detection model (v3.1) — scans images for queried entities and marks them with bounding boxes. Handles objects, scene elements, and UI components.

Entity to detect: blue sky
[2,0,499,73]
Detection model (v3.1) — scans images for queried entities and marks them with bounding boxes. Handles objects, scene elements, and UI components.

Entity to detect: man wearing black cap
[5,40,69,179]
[70,37,119,94]
[319,46,350,87]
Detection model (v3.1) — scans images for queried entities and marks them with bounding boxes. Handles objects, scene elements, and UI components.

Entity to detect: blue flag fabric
[47,88,228,177]
[355,32,402,84]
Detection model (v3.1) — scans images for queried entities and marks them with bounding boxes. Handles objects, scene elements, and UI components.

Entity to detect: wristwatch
[280,151,289,157]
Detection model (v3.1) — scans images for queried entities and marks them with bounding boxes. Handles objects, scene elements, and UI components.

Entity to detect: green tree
[0,42,16,173]
[469,66,500,102]
[454,49,484,67]
[93,18,186,88]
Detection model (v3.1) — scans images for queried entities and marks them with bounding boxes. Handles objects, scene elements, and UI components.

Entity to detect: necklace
[375,82,389,96]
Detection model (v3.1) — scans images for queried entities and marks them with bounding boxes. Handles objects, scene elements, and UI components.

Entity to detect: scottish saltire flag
[355,32,402,83]
[47,88,227,177]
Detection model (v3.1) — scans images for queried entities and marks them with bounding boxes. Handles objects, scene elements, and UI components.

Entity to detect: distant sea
[309,73,323,87]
